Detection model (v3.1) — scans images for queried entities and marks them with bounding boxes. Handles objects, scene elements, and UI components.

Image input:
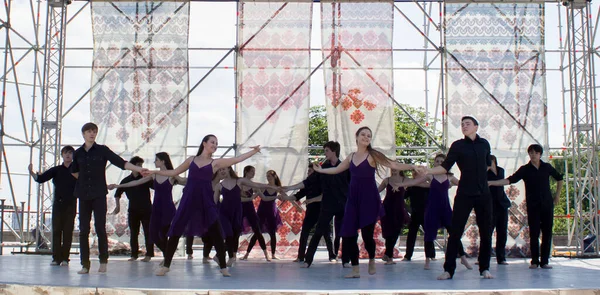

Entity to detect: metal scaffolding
[0,0,598,258]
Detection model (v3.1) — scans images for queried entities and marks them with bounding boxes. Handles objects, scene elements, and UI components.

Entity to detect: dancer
[198,167,229,263]
[292,163,335,263]
[246,170,287,260]
[377,167,423,265]
[215,166,280,266]
[111,156,155,262]
[486,155,511,265]
[314,127,421,278]
[425,116,494,280]
[150,134,261,277]
[284,141,349,267]
[422,154,471,271]
[28,146,77,266]
[403,169,431,262]
[108,152,186,261]
[239,166,271,261]
[71,122,147,274]
[488,144,563,269]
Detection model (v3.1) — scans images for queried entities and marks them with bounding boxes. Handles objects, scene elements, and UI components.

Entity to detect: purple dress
[381,183,410,238]
[256,190,283,234]
[219,182,243,238]
[167,160,218,237]
[150,178,176,242]
[423,177,453,242]
[241,188,260,234]
[340,155,383,237]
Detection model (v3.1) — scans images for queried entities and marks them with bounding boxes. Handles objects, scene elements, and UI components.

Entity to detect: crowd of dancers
[28,117,563,279]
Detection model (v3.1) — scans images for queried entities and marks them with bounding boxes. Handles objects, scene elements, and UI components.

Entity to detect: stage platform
[1,252,599,294]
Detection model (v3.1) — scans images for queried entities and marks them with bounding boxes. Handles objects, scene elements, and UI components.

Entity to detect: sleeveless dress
[241,188,260,234]
[219,182,243,238]
[380,183,410,238]
[423,177,453,242]
[149,178,176,243]
[340,155,383,237]
[256,190,283,233]
[167,160,219,237]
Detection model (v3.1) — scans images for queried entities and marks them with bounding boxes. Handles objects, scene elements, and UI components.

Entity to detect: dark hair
[490,155,498,166]
[434,153,446,161]
[308,163,314,169]
[266,170,282,187]
[227,166,239,179]
[461,116,479,126]
[61,146,74,155]
[355,126,392,176]
[527,144,543,155]
[196,134,217,156]
[130,156,144,166]
[243,165,255,178]
[81,122,98,133]
[212,167,225,181]
[155,152,174,170]
[323,141,340,158]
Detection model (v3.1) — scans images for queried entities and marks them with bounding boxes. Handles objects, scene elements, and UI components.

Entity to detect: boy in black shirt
[71,122,146,274]
[111,156,154,262]
[489,144,563,269]
[29,146,77,266]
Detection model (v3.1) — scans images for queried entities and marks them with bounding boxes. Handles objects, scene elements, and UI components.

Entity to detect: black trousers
[343,223,376,266]
[164,221,226,269]
[154,225,170,254]
[404,207,425,260]
[298,202,334,261]
[305,207,347,266]
[185,236,195,255]
[79,197,108,269]
[491,202,509,263]
[51,201,76,263]
[443,194,492,277]
[384,230,401,259]
[226,230,241,258]
[128,210,154,258]
[247,229,277,255]
[424,228,467,259]
[527,202,554,266]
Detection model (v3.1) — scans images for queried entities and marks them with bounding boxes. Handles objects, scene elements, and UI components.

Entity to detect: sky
[0,1,596,213]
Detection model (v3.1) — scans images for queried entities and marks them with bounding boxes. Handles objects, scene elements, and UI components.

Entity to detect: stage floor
[1,251,599,294]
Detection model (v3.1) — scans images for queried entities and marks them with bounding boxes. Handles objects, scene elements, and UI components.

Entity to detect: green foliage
[308,105,327,156]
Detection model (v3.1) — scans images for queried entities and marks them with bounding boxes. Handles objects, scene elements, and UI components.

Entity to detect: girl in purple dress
[245,170,287,259]
[214,166,279,267]
[239,166,271,261]
[377,168,424,265]
[314,127,421,278]
[423,154,471,270]
[108,152,186,262]
[148,134,261,277]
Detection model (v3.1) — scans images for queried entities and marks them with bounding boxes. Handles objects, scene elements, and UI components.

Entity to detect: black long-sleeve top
[507,160,563,207]
[114,173,153,212]
[487,167,511,209]
[441,134,492,197]
[302,159,350,212]
[34,163,77,207]
[71,143,127,200]
[404,186,429,215]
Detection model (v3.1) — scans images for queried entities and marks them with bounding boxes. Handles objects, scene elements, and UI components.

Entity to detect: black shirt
[302,159,350,212]
[487,167,511,209]
[507,160,563,207]
[34,163,77,207]
[404,186,429,215]
[441,134,492,197]
[115,173,153,212]
[71,143,127,200]
[294,174,321,202]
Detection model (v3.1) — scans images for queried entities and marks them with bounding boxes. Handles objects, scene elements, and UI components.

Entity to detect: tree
[308,104,441,163]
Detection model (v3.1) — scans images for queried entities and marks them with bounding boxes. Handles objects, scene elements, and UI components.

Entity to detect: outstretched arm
[149,157,193,177]
[313,157,350,175]
[110,176,153,189]
[378,178,389,193]
[382,160,421,172]
[213,146,261,170]
[450,175,460,186]
[488,179,510,186]
[29,164,56,183]
[402,176,428,187]
[173,175,187,185]
[238,178,279,191]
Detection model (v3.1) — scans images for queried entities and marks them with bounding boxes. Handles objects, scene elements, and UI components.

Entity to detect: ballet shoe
[437,271,452,280]
[344,265,360,278]
[220,268,231,277]
[481,270,494,279]
[368,259,376,275]
[460,256,473,270]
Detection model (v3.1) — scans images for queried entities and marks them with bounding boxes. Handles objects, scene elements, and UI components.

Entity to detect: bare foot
[141,256,151,262]
[529,264,539,269]
[402,257,411,261]
[344,266,360,278]
[128,257,137,262]
[220,268,231,277]
[541,264,553,269]
[202,257,210,264]
[240,254,249,261]
[226,257,236,267]
[98,263,107,273]
[382,255,389,262]
[385,259,396,265]
[437,271,452,280]
[482,270,494,279]
[424,258,431,270]
[187,254,194,260]
[460,256,473,270]
[368,259,376,275]
[155,266,170,276]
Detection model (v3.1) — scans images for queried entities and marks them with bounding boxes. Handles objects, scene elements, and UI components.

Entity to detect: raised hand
[250,145,261,153]
[413,165,426,175]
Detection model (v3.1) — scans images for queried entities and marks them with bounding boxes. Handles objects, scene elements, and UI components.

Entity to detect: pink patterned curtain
[445,3,546,256]
[321,2,396,258]
[236,1,312,258]
[90,2,189,243]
